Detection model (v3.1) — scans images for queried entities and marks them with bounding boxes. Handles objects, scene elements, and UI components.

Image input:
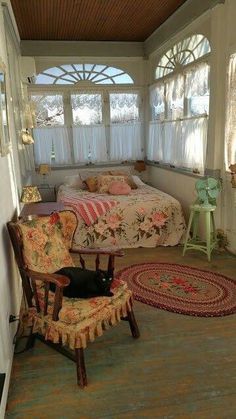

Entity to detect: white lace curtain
[72,125,107,163]
[148,117,208,172]
[110,93,139,123]
[110,122,143,160]
[33,127,71,164]
[185,62,210,98]
[71,94,103,125]
[226,53,236,167]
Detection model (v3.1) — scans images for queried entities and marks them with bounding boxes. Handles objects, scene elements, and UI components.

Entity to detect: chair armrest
[25,269,70,321]
[26,268,70,288]
[70,248,124,257]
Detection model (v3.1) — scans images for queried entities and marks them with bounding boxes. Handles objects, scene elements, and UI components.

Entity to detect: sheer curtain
[110,122,143,160]
[72,125,107,163]
[147,117,207,172]
[166,75,184,119]
[226,53,236,167]
[185,62,210,116]
[109,93,143,160]
[33,127,71,164]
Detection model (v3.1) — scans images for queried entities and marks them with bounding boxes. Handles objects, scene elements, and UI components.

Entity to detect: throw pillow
[108,181,131,195]
[85,176,98,192]
[97,175,126,193]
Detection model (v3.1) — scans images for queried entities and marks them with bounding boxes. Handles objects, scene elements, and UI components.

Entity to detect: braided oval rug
[116,263,236,317]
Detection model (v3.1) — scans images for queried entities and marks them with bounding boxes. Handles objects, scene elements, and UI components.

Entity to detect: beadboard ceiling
[10,0,187,42]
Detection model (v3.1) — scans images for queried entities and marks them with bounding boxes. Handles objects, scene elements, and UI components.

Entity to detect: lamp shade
[39,164,51,176]
[134,160,146,172]
[21,186,42,203]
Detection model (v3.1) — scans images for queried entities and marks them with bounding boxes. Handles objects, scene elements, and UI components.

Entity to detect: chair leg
[25,332,36,350]
[127,309,140,339]
[75,348,87,388]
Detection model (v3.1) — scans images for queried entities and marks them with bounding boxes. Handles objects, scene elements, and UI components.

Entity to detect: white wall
[0,3,24,416]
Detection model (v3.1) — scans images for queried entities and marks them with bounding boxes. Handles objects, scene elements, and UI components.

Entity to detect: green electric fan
[195,177,221,207]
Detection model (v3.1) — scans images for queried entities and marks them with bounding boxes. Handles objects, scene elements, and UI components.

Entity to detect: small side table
[19,202,65,220]
[37,185,56,202]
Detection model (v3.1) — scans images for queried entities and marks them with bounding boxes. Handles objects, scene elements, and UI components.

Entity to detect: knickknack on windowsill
[21,129,34,145]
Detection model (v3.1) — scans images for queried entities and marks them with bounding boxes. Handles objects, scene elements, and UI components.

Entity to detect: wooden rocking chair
[7,210,140,388]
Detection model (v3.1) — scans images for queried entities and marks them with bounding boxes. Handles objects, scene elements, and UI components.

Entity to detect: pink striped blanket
[60,191,118,226]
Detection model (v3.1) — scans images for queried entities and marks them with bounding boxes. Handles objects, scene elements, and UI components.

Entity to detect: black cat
[50,267,114,298]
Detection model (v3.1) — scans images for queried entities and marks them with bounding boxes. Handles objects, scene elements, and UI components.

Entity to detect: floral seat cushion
[29,278,132,349]
[36,278,128,324]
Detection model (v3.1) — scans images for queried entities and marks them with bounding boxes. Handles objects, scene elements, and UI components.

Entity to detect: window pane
[45,67,65,77]
[185,63,210,116]
[103,67,123,77]
[166,76,184,119]
[31,94,64,127]
[112,74,133,84]
[35,74,56,84]
[110,93,139,123]
[71,93,102,125]
[150,84,165,120]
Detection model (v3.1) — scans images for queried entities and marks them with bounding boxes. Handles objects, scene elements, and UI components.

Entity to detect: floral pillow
[105,171,137,189]
[18,213,75,273]
[97,175,126,193]
[84,176,98,192]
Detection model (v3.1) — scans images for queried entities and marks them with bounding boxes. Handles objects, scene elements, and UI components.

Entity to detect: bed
[57,175,186,250]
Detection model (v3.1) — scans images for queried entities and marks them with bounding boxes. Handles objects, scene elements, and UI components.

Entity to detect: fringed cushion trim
[31,291,133,349]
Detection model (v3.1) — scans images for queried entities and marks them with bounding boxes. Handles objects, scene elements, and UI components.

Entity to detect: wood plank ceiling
[10,0,188,42]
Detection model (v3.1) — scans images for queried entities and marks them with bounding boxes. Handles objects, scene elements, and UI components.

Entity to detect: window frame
[150,54,210,123]
[148,45,210,174]
[29,84,144,167]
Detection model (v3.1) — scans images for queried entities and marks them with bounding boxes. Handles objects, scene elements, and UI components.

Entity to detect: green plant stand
[182,204,217,261]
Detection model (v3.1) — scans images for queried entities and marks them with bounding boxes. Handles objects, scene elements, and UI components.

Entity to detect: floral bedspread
[57,184,186,249]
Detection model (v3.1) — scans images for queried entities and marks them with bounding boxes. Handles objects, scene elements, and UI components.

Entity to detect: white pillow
[132,175,146,187]
[64,175,84,189]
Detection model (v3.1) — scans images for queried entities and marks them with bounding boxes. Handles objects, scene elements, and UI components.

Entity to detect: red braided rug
[116,263,236,317]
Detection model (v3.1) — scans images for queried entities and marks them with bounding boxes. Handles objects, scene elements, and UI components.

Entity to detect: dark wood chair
[7,210,140,388]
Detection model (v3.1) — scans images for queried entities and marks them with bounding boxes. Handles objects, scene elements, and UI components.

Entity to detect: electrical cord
[13,293,35,355]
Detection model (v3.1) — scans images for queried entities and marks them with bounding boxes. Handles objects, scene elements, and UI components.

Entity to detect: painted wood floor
[6,247,236,418]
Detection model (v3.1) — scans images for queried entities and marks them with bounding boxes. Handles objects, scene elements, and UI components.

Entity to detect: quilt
[57,183,186,249]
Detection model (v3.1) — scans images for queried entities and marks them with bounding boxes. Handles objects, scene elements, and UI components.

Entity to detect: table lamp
[21,186,42,203]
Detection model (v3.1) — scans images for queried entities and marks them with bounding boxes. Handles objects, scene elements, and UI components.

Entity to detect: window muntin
[155,35,210,80]
[110,93,139,124]
[71,93,103,125]
[149,35,210,173]
[31,88,143,165]
[35,64,134,85]
[31,94,64,127]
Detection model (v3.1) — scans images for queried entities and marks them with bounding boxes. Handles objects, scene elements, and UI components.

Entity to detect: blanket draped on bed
[57,184,186,249]
[59,190,117,226]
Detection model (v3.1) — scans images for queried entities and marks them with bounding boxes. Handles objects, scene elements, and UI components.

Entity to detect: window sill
[146,161,204,179]
[36,161,135,171]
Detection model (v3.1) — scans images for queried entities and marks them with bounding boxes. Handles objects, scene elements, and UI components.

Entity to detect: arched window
[148,34,211,173]
[31,64,143,165]
[35,64,134,85]
[155,34,210,80]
